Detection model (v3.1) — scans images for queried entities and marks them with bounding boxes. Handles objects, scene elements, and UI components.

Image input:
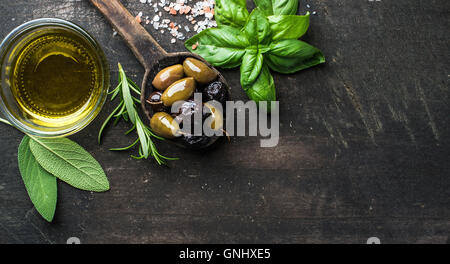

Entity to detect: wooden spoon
[89,0,230,148]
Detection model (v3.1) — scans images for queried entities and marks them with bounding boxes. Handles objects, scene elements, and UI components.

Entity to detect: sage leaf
[244,64,276,112]
[29,137,110,192]
[240,50,264,87]
[18,136,57,222]
[266,39,325,74]
[185,26,248,68]
[215,0,249,28]
[254,0,299,16]
[268,13,310,41]
[243,8,271,46]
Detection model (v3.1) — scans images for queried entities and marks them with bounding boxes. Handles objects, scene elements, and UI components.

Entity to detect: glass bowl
[0,18,109,137]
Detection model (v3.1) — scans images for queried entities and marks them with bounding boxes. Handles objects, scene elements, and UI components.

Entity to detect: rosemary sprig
[98,63,178,165]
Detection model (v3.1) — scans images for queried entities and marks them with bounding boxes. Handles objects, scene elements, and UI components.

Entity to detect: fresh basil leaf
[185,26,248,68]
[266,39,325,74]
[244,64,276,112]
[240,50,264,87]
[254,0,299,16]
[243,8,271,46]
[18,136,57,222]
[215,0,249,28]
[29,137,110,192]
[268,13,310,41]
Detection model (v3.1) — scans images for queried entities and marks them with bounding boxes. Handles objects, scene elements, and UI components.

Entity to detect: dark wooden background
[0,0,448,244]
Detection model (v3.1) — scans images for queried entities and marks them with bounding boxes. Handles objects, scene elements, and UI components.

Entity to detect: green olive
[152,64,184,91]
[150,112,180,139]
[183,58,218,84]
[161,77,196,107]
[204,103,223,131]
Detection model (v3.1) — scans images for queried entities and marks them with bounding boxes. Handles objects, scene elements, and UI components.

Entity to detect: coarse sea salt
[136,0,216,43]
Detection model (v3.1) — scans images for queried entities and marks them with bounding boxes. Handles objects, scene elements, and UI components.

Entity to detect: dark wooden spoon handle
[89,0,167,70]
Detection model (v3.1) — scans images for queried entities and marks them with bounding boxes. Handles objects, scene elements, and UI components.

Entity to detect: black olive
[147,91,167,113]
[181,134,211,149]
[174,100,206,134]
[175,100,202,116]
[172,99,224,149]
[202,81,228,105]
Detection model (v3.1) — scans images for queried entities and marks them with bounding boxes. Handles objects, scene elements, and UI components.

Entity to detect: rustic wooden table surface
[0,0,448,244]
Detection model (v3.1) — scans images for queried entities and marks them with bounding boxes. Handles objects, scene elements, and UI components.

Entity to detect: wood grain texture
[89,0,168,70]
[0,0,449,244]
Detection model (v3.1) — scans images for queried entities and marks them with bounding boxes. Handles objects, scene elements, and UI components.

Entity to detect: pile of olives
[147,57,229,149]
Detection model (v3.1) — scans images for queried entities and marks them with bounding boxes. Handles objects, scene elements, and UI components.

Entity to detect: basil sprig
[185,0,325,112]
[215,0,249,28]
[254,0,299,16]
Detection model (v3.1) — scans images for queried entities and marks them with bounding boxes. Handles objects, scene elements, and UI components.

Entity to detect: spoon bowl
[90,0,230,149]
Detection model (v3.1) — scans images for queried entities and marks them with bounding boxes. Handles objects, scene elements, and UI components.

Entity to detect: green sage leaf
[185,26,248,68]
[268,13,310,41]
[240,50,264,87]
[265,39,325,74]
[243,8,271,46]
[215,0,249,28]
[18,136,57,222]
[254,0,299,16]
[29,137,109,192]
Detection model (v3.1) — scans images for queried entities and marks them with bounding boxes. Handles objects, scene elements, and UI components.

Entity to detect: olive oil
[10,27,104,127]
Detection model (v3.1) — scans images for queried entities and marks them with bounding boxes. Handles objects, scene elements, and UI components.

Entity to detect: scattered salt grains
[136,0,216,43]
[205,12,213,19]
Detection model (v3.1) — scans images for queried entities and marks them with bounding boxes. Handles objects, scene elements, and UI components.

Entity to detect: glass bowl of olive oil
[0,18,109,137]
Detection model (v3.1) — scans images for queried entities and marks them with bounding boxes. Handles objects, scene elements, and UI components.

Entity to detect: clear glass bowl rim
[0,18,109,137]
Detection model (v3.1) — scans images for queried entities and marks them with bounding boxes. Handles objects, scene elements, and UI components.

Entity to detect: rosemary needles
[98,63,178,165]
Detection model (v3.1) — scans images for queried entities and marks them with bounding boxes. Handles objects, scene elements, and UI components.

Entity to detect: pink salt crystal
[135,15,142,24]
